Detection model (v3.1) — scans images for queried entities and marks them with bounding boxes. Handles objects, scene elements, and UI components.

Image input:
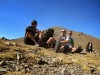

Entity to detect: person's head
[48,28,54,34]
[31,20,37,28]
[61,29,66,36]
[67,31,72,36]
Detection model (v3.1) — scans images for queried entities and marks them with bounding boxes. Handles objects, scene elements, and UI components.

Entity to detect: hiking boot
[75,46,83,53]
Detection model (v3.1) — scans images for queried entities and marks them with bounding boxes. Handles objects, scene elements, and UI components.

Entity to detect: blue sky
[0,0,100,39]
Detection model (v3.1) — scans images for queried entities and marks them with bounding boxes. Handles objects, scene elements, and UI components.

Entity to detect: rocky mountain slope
[0,40,100,75]
[0,27,100,75]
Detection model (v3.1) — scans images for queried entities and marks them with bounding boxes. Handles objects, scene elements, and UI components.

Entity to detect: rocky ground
[0,40,100,75]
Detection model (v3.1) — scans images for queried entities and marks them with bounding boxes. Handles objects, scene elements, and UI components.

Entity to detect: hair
[31,20,37,25]
[47,28,54,34]
[69,31,72,33]
[61,29,66,33]
[68,30,72,34]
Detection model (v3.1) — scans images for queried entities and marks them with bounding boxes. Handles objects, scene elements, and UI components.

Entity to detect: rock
[0,68,7,71]
[71,59,78,62]
[51,58,61,66]
[60,64,84,75]
[15,66,19,71]
[0,68,7,74]
[12,42,19,46]
[21,69,25,73]
[89,66,96,74]
[61,68,71,75]
[97,66,100,71]
[4,42,19,47]
[4,42,12,46]
[37,58,48,65]
[16,53,22,64]
[25,68,30,73]
[60,66,66,75]
[52,58,60,63]
[33,65,41,68]
[24,64,29,68]
[0,61,5,66]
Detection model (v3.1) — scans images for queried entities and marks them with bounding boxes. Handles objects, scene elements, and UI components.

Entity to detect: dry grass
[38,48,100,67]
[0,38,100,73]
[82,65,90,71]
[0,41,100,67]
[0,51,16,59]
[26,53,37,59]
[4,71,31,75]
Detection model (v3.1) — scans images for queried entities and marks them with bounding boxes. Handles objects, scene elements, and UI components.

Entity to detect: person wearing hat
[60,31,75,53]
[24,20,41,45]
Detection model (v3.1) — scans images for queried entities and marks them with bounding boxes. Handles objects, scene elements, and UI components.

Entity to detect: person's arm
[60,40,69,44]
[26,31,37,44]
[60,36,69,44]
[36,29,41,33]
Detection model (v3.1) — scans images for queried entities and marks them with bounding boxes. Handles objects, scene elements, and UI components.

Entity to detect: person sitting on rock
[38,28,56,48]
[24,20,41,45]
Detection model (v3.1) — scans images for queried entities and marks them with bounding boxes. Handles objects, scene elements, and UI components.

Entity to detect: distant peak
[51,26,68,30]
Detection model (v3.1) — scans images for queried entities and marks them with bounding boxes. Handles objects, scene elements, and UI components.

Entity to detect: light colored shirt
[65,36,74,48]
[60,36,66,41]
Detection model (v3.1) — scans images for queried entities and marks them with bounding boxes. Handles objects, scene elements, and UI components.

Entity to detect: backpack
[75,46,83,53]
[38,28,54,48]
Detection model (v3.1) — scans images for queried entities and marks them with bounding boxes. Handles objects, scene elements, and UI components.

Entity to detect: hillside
[52,26,100,53]
[14,26,100,53]
[12,37,24,43]
[0,37,100,75]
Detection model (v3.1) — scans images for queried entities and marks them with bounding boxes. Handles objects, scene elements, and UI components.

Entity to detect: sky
[0,0,100,39]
